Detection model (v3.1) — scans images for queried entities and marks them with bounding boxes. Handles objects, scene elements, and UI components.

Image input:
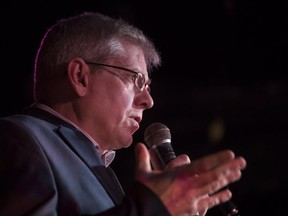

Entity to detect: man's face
[83,44,154,152]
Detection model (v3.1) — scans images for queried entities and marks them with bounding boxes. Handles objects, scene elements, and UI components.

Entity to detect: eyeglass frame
[84,60,151,92]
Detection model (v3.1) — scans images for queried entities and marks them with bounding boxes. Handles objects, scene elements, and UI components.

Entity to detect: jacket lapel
[57,126,125,205]
[23,106,125,205]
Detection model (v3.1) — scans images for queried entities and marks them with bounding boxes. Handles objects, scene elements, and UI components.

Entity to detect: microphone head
[144,122,171,149]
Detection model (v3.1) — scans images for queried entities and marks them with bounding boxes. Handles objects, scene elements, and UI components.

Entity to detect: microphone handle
[150,144,240,216]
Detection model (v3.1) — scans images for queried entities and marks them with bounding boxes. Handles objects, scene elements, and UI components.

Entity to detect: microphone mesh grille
[144,122,171,148]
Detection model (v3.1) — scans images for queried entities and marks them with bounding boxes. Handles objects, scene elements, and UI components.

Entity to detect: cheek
[113,89,134,111]
[99,89,134,117]
[90,78,135,116]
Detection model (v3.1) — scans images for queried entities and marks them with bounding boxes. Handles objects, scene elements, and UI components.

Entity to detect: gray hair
[34,12,161,102]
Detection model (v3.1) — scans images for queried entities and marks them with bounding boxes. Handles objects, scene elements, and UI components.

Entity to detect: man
[0,12,246,216]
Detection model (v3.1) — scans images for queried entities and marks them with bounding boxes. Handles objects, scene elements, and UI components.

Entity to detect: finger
[193,156,246,195]
[165,154,191,169]
[196,193,209,216]
[197,188,232,212]
[190,150,236,173]
[134,143,152,178]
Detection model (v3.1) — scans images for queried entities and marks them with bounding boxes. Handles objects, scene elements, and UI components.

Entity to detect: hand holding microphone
[141,122,246,216]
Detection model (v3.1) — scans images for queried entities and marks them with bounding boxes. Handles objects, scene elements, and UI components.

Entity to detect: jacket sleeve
[0,119,58,216]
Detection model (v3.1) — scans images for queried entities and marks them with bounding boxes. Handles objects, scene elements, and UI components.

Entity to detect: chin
[120,136,133,149]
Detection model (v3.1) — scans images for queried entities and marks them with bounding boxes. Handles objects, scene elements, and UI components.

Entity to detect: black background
[1,1,287,215]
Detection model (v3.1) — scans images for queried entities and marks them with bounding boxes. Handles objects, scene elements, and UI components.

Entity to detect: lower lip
[130,121,139,133]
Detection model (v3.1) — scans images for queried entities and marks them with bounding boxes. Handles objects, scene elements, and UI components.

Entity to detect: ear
[67,57,90,97]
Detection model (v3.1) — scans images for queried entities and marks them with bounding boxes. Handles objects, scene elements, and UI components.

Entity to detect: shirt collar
[32,103,115,167]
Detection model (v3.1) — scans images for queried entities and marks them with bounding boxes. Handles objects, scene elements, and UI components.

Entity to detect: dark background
[1,1,287,215]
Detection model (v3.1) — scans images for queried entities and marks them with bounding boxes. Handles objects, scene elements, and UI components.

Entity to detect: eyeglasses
[84,60,150,92]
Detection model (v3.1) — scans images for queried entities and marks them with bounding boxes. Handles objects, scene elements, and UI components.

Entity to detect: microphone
[144,122,240,216]
[144,122,175,169]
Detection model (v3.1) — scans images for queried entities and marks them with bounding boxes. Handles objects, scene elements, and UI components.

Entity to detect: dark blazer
[0,107,170,216]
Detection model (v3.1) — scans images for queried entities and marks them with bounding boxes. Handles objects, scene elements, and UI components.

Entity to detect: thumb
[134,142,152,179]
